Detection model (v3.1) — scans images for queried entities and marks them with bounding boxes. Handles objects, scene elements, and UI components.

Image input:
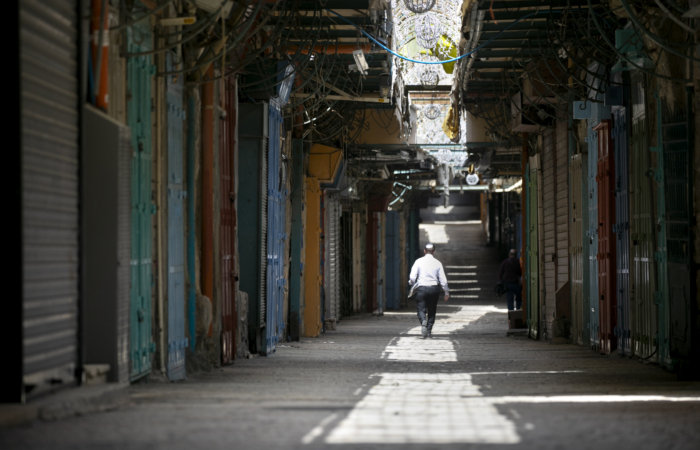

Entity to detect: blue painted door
[166,53,186,380]
[127,24,154,380]
[385,211,400,310]
[265,101,286,355]
[613,106,632,356]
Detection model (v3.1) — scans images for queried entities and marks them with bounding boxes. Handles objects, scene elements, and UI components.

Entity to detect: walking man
[498,249,522,310]
[409,243,449,339]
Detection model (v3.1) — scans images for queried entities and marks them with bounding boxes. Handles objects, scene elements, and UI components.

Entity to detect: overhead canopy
[308,144,344,188]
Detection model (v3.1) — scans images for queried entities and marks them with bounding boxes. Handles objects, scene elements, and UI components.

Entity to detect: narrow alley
[3,223,699,449]
[9,0,700,448]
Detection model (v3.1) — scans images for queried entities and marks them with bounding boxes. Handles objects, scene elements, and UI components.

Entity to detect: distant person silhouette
[498,249,522,310]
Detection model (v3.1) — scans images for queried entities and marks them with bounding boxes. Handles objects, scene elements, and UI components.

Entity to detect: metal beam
[290,93,389,103]
[482,21,550,32]
[352,143,503,151]
[294,0,369,10]
[415,185,489,191]
[488,0,590,8]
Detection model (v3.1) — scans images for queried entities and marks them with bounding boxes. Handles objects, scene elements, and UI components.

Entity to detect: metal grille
[570,154,585,345]
[127,23,154,381]
[613,107,632,356]
[542,127,555,338]
[662,101,694,362]
[220,78,237,365]
[20,0,79,391]
[527,156,540,340]
[663,107,691,264]
[352,212,363,313]
[325,196,340,323]
[595,119,617,355]
[264,103,285,355]
[630,116,657,360]
[166,54,187,380]
[260,138,268,328]
[587,112,600,351]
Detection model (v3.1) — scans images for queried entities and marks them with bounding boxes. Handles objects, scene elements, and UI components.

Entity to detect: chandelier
[415,55,440,87]
[424,105,441,120]
[415,13,442,49]
[403,0,436,14]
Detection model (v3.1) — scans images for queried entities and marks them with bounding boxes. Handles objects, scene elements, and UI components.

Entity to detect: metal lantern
[417,59,440,87]
[403,0,436,14]
[415,13,442,49]
[424,105,441,120]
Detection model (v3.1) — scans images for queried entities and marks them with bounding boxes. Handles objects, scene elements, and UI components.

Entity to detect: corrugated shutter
[555,115,569,291]
[587,113,600,351]
[260,138,268,328]
[127,23,154,381]
[527,156,540,339]
[542,129,556,339]
[662,104,695,364]
[613,106,632,356]
[352,212,362,312]
[595,120,617,355]
[629,77,657,360]
[166,54,187,380]
[325,196,340,323]
[570,154,585,345]
[20,0,79,391]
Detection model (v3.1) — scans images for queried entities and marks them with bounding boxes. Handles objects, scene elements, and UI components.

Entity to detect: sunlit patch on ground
[323,373,520,444]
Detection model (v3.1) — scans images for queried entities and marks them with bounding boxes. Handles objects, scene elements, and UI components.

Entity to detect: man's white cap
[425,243,434,250]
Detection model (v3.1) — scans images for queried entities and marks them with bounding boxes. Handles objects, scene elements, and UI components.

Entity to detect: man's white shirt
[408,254,449,292]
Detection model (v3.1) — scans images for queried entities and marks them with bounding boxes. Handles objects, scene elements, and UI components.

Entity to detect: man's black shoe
[421,320,428,338]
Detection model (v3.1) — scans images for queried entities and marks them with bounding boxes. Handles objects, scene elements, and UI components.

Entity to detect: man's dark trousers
[415,285,441,334]
[505,282,522,310]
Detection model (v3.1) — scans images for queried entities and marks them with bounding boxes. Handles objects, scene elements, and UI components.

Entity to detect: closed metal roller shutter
[260,137,268,328]
[352,212,362,312]
[570,154,585,345]
[20,0,79,392]
[542,129,555,339]
[555,116,569,292]
[325,196,340,324]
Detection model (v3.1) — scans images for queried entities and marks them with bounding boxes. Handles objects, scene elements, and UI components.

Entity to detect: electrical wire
[324,8,567,65]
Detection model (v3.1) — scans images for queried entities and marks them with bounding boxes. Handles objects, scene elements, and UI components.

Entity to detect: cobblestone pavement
[2,224,700,449]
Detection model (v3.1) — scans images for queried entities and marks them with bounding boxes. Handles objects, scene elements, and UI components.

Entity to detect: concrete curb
[0,383,130,429]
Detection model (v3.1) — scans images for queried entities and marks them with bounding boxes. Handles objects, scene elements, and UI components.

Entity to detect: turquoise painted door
[127,24,155,380]
[166,53,186,380]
